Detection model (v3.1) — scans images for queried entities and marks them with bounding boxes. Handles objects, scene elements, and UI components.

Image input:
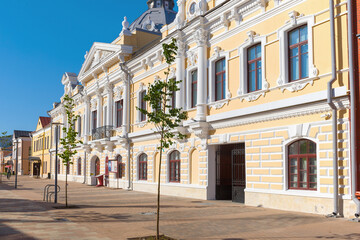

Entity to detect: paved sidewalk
[1,176,360,240]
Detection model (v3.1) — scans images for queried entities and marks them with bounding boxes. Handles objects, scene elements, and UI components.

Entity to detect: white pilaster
[176,36,186,109]
[194,27,208,121]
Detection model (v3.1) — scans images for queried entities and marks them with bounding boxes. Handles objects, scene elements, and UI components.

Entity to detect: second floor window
[92,110,97,131]
[140,91,147,122]
[215,58,226,101]
[191,70,198,108]
[247,44,262,92]
[116,100,123,128]
[77,116,82,136]
[289,25,308,81]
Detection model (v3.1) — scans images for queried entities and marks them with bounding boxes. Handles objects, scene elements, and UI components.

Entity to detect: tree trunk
[65,169,68,207]
[156,140,163,240]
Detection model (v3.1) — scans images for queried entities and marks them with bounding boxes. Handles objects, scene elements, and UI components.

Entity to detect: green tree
[137,38,187,239]
[58,94,82,207]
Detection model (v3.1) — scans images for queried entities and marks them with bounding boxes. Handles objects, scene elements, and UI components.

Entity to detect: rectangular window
[215,59,226,101]
[247,44,262,92]
[78,116,82,137]
[140,91,146,122]
[92,110,97,131]
[289,25,308,81]
[116,100,123,128]
[191,70,198,108]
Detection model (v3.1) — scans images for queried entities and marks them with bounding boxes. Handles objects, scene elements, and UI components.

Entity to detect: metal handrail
[91,125,114,140]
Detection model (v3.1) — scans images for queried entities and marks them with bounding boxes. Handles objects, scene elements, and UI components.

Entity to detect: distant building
[0,147,12,173]
[30,117,51,178]
[12,130,32,175]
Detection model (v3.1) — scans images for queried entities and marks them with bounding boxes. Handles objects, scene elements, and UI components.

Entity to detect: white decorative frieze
[279,78,315,93]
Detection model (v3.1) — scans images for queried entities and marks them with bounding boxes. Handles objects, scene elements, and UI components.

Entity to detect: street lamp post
[54,125,59,203]
[15,138,19,189]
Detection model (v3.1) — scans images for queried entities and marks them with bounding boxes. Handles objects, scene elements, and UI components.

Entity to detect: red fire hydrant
[95,174,104,187]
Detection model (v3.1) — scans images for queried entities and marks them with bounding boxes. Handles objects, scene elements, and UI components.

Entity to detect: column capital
[194,28,209,47]
[176,38,186,57]
[104,83,113,95]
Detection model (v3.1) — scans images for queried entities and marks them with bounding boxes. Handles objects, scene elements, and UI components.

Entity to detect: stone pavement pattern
[1,176,360,240]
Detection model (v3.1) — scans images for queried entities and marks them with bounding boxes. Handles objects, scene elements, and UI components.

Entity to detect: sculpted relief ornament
[90,98,97,111]
[187,51,198,67]
[113,86,123,101]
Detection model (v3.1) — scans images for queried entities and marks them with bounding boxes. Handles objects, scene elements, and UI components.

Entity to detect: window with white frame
[138,153,147,180]
[288,139,317,190]
[169,150,180,183]
[238,34,268,97]
[288,25,309,81]
[247,44,262,92]
[115,100,123,128]
[277,14,317,88]
[209,48,230,103]
[140,90,146,122]
[191,69,198,108]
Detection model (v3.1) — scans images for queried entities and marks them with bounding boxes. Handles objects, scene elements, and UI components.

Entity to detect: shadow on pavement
[0,223,37,240]
[316,233,360,239]
[0,199,49,213]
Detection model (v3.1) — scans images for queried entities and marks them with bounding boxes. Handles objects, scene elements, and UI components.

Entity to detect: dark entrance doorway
[215,143,246,203]
[33,162,41,178]
[95,157,100,176]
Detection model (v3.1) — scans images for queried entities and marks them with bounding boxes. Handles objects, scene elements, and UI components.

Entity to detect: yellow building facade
[48,0,359,218]
[30,117,52,178]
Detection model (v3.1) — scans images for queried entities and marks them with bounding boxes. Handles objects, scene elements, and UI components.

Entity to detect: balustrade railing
[91,126,114,140]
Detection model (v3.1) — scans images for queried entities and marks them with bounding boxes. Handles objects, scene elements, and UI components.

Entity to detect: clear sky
[0,0,166,135]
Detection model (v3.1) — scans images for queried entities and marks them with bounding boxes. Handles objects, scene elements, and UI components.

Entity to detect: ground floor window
[138,154,147,180]
[288,139,317,190]
[169,151,180,183]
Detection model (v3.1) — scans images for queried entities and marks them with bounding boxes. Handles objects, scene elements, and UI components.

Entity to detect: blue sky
[0,0,164,135]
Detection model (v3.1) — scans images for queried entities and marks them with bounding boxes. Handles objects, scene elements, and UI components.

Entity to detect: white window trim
[208,47,231,108]
[186,65,198,110]
[113,85,125,130]
[166,149,180,184]
[283,136,320,194]
[103,105,107,127]
[238,33,269,102]
[277,13,319,93]
[136,83,148,125]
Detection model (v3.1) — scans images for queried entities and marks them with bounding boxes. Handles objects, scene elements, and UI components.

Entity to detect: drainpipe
[347,0,360,219]
[120,61,132,191]
[327,0,339,217]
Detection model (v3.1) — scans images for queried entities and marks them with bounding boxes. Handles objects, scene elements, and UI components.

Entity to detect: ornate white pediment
[78,42,133,81]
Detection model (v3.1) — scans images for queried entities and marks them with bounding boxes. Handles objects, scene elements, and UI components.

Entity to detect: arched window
[117,155,123,178]
[138,154,147,180]
[288,139,316,190]
[77,158,82,176]
[169,151,180,183]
